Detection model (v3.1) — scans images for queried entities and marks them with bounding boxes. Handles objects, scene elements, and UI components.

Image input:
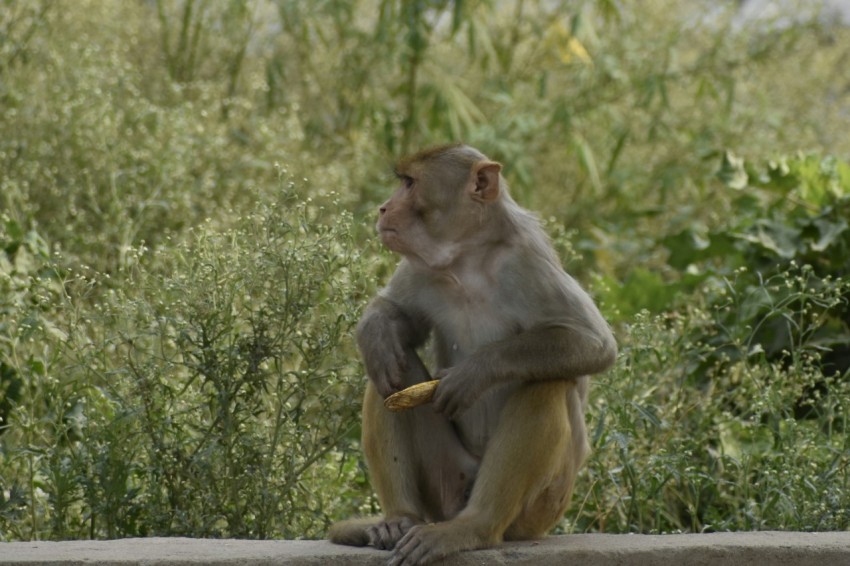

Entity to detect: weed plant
[1,187,373,539]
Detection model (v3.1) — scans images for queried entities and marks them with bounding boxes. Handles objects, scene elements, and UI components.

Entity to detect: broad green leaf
[734,219,801,259]
[663,228,740,270]
[810,217,848,252]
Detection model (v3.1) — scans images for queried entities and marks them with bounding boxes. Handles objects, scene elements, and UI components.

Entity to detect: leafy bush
[575,153,850,533]
[577,264,850,533]
[0,187,371,540]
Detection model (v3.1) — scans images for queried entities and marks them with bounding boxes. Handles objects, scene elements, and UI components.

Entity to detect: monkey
[329,144,617,566]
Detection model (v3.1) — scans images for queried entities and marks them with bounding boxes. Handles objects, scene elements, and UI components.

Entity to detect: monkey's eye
[394,169,414,190]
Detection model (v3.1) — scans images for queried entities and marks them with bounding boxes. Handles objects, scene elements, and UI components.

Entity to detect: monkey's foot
[367,515,422,550]
[388,521,493,566]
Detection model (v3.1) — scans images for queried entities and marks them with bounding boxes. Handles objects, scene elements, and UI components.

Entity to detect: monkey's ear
[469,161,502,203]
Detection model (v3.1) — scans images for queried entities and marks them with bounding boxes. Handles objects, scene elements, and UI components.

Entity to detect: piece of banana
[383,380,439,412]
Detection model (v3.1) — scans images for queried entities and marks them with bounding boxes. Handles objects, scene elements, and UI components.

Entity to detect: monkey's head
[378,144,503,269]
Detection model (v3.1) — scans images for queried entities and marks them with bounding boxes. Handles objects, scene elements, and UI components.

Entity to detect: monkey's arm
[432,322,616,419]
[356,292,432,399]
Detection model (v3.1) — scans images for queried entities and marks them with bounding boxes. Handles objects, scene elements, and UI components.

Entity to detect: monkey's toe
[367,515,420,550]
[389,523,463,566]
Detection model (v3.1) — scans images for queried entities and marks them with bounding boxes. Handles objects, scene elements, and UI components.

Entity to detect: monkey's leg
[333,376,478,551]
[390,381,575,566]
[328,382,426,550]
[505,377,590,540]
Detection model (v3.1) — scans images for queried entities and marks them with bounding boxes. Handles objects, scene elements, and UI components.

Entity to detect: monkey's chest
[430,294,513,362]
[424,284,522,457]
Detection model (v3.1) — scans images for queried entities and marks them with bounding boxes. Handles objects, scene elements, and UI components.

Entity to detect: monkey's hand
[357,297,432,398]
[363,342,433,400]
[431,367,483,420]
[361,341,409,398]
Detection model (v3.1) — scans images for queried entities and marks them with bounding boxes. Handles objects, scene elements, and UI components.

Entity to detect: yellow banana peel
[384,380,439,412]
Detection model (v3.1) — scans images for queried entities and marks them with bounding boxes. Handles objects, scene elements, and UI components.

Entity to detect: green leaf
[761,157,797,193]
[4,218,24,243]
[601,268,678,317]
[734,219,801,259]
[809,217,848,252]
[663,228,740,271]
[717,150,748,190]
[574,134,602,195]
[28,357,46,377]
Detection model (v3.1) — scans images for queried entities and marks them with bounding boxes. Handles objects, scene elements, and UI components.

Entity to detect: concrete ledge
[1,532,849,565]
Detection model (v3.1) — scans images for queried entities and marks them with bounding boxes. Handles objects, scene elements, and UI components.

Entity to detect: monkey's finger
[388,530,421,566]
[430,383,457,417]
[436,399,457,420]
[395,533,431,566]
[430,384,446,411]
[383,380,439,412]
[373,367,402,398]
[386,372,404,394]
[371,522,394,550]
[391,341,408,371]
[365,525,379,548]
[388,521,406,547]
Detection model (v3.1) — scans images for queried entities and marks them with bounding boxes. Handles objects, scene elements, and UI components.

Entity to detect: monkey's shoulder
[386,255,577,338]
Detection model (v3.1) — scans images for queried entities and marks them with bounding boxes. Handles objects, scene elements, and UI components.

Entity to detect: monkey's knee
[503,387,588,541]
[503,476,577,541]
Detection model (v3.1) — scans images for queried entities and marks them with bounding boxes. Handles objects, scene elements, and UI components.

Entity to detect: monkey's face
[378,146,502,270]
[376,166,468,268]
[378,173,441,254]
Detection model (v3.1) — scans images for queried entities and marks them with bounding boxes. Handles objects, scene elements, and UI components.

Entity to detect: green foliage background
[1,0,849,540]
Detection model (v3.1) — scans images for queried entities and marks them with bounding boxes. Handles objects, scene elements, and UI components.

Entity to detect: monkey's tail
[327,517,380,547]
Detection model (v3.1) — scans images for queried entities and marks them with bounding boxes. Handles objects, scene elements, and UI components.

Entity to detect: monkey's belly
[453,382,521,458]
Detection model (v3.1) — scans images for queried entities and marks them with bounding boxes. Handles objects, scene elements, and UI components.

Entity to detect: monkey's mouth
[378,228,402,251]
